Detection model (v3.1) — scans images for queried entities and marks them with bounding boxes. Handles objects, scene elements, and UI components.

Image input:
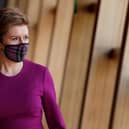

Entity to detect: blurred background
[0,0,129,129]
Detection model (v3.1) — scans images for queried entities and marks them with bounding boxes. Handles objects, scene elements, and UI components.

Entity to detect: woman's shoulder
[24,59,48,72]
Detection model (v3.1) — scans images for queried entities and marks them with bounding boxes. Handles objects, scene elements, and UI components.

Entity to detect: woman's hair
[0,8,29,42]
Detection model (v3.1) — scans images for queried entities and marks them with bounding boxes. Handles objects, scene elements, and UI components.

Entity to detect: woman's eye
[12,37,18,41]
[24,36,29,40]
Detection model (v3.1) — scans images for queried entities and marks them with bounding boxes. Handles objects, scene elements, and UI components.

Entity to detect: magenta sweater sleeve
[41,67,66,129]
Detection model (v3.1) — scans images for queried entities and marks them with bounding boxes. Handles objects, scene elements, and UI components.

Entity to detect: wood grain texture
[16,0,27,13]
[81,0,128,129]
[33,0,57,65]
[48,0,74,100]
[60,0,98,128]
[7,0,17,7]
[112,29,129,129]
[26,0,41,27]
[27,26,37,60]
[26,0,41,60]
[112,7,129,129]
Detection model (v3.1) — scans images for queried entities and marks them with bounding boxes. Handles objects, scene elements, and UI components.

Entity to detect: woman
[0,8,66,129]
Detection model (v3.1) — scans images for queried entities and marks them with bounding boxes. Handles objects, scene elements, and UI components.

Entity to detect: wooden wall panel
[33,0,57,65]
[7,0,17,7]
[16,0,27,13]
[81,0,128,129]
[47,0,74,100]
[60,0,98,129]
[7,0,27,13]
[112,28,129,129]
[26,0,41,27]
[25,0,41,60]
[112,9,129,129]
[27,26,37,60]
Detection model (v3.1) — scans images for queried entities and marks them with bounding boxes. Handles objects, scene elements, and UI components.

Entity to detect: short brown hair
[0,7,29,41]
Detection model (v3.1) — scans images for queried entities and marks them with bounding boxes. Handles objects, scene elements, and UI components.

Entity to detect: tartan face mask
[3,43,29,62]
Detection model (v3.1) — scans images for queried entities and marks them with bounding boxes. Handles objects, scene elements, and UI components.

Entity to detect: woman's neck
[0,57,23,76]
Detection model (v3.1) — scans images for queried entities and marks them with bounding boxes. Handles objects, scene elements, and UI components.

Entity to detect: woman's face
[2,25,29,45]
[0,25,29,62]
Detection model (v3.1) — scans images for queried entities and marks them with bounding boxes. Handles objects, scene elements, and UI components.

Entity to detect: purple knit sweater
[0,59,66,129]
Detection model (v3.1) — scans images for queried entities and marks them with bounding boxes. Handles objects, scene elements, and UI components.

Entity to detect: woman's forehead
[6,25,29,36]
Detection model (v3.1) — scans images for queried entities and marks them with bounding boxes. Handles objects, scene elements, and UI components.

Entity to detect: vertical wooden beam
[48,0,74,100]
[60,0,98,128]
[15,0,27,13]
[25,0,41,60]
[27,26,37,60]
[112,3,129,129]
[26,0,41,27]
[6,0,17,7]
[81,0,128,129]
[33,0,57,65]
